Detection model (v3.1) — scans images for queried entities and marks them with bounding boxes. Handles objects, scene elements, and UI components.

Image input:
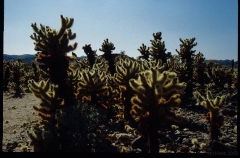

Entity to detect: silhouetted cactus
[28,14,79,151]
[149,32,172,64]
[114,57,141,121]
[31,61,39,82]
[205,61,233,92]
[76,67,109,108]
[99,38,116,75]
[129,68,186,153]
[82,44,97,69]
[8,58,25,97]
[30,14,78,97]
[137,43,150,61]
[193,52,206,89]
[176,37,197,102]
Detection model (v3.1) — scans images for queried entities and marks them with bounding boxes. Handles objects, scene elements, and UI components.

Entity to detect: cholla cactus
[82,44,97,69]
[3,60,11,92]
[175,37,197,102]
[193,52,206,89]
[167,57,188,83]
[27,79,64,151]
[231,70,238,92]
[31,61,40,82]
[28,79,64,121]
[114,58,141,120]
[92,57,109,73]
[129,68,186,153]
[76,68,109,108]
[149,32,172,64]
[27,122,57,152]
[140,59,166,72]
[8,59,26,97]
[193,90,226,140]
[99,38,115,55]
[137,43,150,61]
[99,38,116,75]
[206,63,234,92]
[30,15,77,98]
[73,58,91,71]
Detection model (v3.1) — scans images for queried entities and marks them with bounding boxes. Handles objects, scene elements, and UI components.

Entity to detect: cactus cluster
[3,15,237,153]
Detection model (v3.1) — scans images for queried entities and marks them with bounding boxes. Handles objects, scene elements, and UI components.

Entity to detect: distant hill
[3,54,86,63]
[3,54,238,67]
[204,59,238,67]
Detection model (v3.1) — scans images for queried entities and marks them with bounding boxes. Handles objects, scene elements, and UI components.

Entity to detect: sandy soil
[2,92,40,152]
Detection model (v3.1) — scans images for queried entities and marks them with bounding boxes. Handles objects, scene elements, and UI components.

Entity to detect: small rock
[233,115,237,122]
[232,126,237,134]
[190,144,200,153]
[182,138,191,145]
[174,130,181,135]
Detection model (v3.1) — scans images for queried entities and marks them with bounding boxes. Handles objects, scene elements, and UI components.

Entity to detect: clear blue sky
[4,0,238,60]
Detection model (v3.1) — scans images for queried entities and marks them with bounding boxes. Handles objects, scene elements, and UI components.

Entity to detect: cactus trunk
[147,106,159,153]
[123,91,131,120]
[210,124,220,141]
[208,112,221,141]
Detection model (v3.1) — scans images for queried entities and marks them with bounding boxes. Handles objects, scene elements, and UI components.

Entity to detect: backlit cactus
[30,14,77,98]
[193,52,206,89]
[149,32,172,64]
[28,79,64,119]
[76,67,109,108]
[176,37,197,102]
[2,14,237,152]
[82,44,97,69]
[8,58,25,97]
[137,43,150,61]
[27,122,57,152]
[139,59,166,72]
[114,57,141,120]
[129,68,186,153]
[28,15,81,152]
[206,63,234,92]
[193,90,226,141]
[99,38,116,75]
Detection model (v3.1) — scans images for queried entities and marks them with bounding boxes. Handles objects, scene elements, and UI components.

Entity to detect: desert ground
[2,90,238,153]
[2,92,40,152]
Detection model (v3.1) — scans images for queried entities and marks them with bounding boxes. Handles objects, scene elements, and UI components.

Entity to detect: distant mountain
[3,54,238,67]
[3,54,86,63]
[204,59,238,67]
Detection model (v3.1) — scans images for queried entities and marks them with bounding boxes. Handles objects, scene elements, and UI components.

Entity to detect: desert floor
[2,92,40,152]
